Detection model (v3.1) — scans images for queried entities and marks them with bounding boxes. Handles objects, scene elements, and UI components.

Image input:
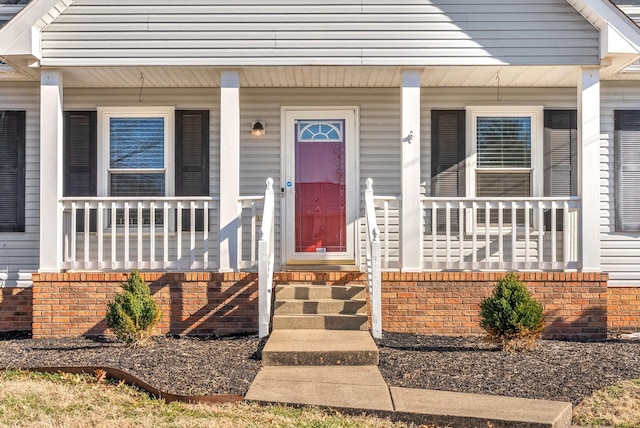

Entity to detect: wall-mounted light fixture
[251,120,265,136]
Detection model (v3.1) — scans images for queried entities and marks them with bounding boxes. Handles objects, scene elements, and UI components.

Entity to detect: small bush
[479,272,545,352]
[106,270,162,346]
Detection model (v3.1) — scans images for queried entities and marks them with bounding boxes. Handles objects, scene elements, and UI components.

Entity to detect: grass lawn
[4,368,640,427]
[573,379,640,428]
[0,369,410,428]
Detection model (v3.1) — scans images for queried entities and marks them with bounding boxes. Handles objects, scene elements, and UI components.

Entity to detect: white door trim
[280,106,360,266]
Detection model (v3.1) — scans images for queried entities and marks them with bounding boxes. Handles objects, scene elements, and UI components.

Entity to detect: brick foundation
[31,272,258,338]
[381,272,608,340]
[0,287,32,332]
[22,270,613,340]
[607,287,640,334]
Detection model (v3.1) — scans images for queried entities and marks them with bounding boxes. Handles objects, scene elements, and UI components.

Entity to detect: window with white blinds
[109,117,165,197]
[476,116,531,197]
[98,107,175,199]
[466,107,543,200]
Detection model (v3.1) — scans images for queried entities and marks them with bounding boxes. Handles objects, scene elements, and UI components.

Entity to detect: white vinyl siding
[601,82,640,287]
[0,83,39,286]
[40,0,599,67]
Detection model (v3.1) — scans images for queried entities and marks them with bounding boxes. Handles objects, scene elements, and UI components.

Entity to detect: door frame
[280,106,360,266]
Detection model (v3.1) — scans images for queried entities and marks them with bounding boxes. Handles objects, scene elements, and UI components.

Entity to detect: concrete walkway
[246,365,573,427]
[246,330,573,428]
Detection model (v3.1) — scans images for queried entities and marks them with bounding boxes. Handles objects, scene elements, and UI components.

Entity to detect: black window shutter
[64,111,97,232]
[0,111,25,232]
[175,110,209,231]
[431,110,465,229]
[615,110,640,232]
[64,111,97,197]
[543,110,577,231]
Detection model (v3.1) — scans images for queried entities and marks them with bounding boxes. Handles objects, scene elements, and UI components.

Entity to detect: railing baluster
[203,201,209,270]
[431,201,437,269]
[124,202,130,270]
[383,200,389,269]
[525,201,531,267]
[537,201,544,265]
[551,201,557,265]
[111,202,117,269]
[177,202,182,268]
[511,202,517,268]
[163,201,169,269]
[563,200,570,267]
[71,202,77,270]
[445,201,451,266]
[84,202,90,268]
[150,201,156,270]
[471,202,477,266]
[458,201,464,264]
[484,201,490,267]
[190,201,196,269]
[137,202,143,269]
[498,201,504,269]
[251,201,257,268]
[97,201,104,270]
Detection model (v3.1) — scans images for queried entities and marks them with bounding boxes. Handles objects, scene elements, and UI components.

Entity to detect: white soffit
[54,66,582,88]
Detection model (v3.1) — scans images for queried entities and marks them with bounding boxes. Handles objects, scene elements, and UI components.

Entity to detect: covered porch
[39,65,601,275]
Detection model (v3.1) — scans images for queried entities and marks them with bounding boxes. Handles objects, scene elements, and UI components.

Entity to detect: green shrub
[479,272,545,352]
[106,270,162,346]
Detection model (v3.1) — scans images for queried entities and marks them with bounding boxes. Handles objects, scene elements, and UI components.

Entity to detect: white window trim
[465,106,544,199]
[97,106,175,198]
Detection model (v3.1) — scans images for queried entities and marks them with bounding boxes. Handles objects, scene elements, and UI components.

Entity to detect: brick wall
[381,272,608,340]
[31,272,258,338]
[0,287,32,332]
[608,287,640,334]
[27,270,612,340]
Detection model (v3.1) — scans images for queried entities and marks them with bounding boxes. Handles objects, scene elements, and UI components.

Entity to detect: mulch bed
[377,333,640,405]
[1,331,639,405]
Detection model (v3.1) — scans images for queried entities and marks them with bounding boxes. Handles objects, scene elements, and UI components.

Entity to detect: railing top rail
[240,195,266,201]
[420,196,582,202]
[373,195,401,201]
[61,196,221,202]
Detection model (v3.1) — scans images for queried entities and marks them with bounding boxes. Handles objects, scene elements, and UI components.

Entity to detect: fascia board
[0,0,70,58]
[571,0,640,55]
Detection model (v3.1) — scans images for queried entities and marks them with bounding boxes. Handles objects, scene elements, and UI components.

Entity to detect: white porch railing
[364,178,382,339]
[368,184,581,271]
[258,178,275,338]
[60,194,265,271]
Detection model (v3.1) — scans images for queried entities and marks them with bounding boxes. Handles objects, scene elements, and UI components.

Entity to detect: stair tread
[274,314,368,317]
[275,298,366,302]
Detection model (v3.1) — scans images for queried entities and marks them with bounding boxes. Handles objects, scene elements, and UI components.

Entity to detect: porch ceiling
[39,65,589,88]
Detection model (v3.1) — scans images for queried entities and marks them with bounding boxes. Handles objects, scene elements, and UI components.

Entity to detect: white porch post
[219,70,241,272]
[400,70,422,271]
[39,70,64,272]
[578,67,601,271]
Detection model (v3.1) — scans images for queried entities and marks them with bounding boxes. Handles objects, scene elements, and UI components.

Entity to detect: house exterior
[1,0,640,339]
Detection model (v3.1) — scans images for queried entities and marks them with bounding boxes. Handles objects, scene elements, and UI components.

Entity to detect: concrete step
[262,330,379,366]
[245,365,393,411]
[274,299,366,315]
[275,284,365,301]
[272,314,369,331]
